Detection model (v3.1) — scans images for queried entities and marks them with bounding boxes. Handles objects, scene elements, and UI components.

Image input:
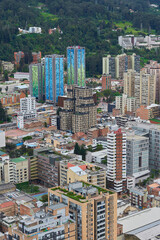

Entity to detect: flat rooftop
[49,203,66,211]
[117,207,160,233]
[126,134,148,140]
[10,157,27,163]
[50,181,114,203]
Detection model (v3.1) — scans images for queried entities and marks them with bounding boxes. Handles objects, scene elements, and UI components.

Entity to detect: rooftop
[117,207,160,233]
[0,151,7,156]
[0,201,15,209]
[49,203,66,211]
[51,181,114,203]
[10,157,27,163]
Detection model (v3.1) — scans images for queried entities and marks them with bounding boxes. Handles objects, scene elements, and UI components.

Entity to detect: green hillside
[0,0,160,76]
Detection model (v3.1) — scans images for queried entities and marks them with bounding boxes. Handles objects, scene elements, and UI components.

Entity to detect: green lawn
[16,182,40,194]
[41,11,59,21]
[114,21,148,35]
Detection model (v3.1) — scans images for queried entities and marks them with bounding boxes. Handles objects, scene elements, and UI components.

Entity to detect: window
[139,156,142,168]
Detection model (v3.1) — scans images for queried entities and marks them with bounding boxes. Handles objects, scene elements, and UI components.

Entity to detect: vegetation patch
[16,182,40,194]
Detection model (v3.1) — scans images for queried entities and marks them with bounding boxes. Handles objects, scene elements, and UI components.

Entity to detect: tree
[96,144,103,151]
[0,101,7,122]
[101,156,107,165]
[80,145,86,160]
[40,194,48,202]
[23,136,32,141]
[5,86,8,92]
[74,143,81,154]
[4,71,8,81]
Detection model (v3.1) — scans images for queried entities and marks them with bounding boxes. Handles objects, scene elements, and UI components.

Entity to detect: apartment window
[139,156,142,168]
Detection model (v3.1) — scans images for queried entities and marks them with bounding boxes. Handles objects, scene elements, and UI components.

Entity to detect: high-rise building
[33,147,62,187]
[49,181,117,240]
[45,54,64,104]
[135,70,156,108]
[124,69,156,108]
[67,46,85,86]
[124,69,136,97]
[132,122,160,170]
[107,128,127,193]
[116,94,136,114]
[103,55,116,78]
[58,85,97,133]
[115,54,128,79]
[29,63,45,101]
[0,130,5,148]
[102,74,111,90]
[20,95,37,119]
[144,60,160,103]
[102,53,140,79]
[126,134,149,176]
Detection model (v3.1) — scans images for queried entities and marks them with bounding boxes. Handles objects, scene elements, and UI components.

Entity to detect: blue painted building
[45,54,64,104]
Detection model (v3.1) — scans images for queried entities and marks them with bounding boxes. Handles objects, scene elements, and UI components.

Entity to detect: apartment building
[49,181,117,240]
[29,63,45,101]
[129,187,147,208]
[0,151,10,184]
[60,159,106,188]
[20,95,37,119]
[102,53,140,79]
[135,70,156,108]
[58,85,97,133]
[67,46,85,87]
[0,92,26,107]
[28,157,38,181]
[136,104,160,120]
[0,131,5,148]
[45,54,64,104]
[102,74,111,90]
[10,157,29,183]
[124,69,156,108]
[8,205,75,240]
[144,60,160,103]
[86,149,107,164]
[147,182,160,197]
[115,94,136,114]
[126,134,149,176]
[107,129,127,194]
[33,148,62,187]
[131,122,160,170]
[124,69,136,97]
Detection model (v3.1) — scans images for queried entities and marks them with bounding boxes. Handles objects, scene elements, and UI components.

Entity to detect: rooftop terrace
[51,182,114,203]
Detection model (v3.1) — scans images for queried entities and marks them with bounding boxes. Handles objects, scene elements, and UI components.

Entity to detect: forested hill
[1,0,160,75]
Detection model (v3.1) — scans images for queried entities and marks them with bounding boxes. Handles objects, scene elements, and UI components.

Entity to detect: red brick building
[102,74,111,90]
[147,182,160,197]
[0,92,26,106]
[0,201,15,216]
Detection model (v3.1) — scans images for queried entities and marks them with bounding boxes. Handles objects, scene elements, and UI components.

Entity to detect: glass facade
[67,46,85,86]
[45,55,64,104]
